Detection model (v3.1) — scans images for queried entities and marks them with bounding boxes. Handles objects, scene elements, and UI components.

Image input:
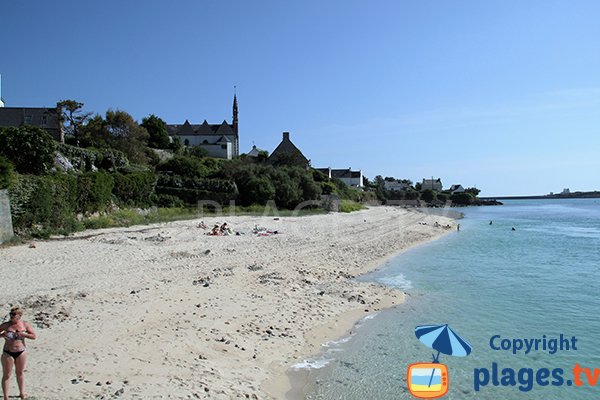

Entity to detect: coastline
[0,206,454,399]
[265,210,455,399]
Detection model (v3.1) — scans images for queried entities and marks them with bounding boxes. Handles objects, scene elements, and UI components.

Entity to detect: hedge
[156,187,237,205]
[8,174,79,235]
[0,156,14,190]
[77,172,114,214]
[112,172,157,207]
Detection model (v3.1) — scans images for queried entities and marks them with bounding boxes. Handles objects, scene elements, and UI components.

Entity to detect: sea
[290,199,600,399]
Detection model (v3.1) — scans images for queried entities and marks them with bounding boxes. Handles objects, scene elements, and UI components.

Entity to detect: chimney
[282,131,290,141]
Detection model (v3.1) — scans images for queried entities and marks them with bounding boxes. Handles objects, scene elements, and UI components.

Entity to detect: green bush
[77,172,114,214]
[155,175,238,205]
[450,192,474,205]
[339,200,364,213]
[156,156,210,178]
[404,190,420,200]
[8,174,80,236]
[421,189,436,203]
[0,126,56,174]
[96,148,129,171]
[112,172,157,207]
[0,156,15,190]
[217,161,321,208]
[437,193,449,202]
[244,176,276,206]
[320,181,337,195]
[156,187,237,205]
[151,193,185,208]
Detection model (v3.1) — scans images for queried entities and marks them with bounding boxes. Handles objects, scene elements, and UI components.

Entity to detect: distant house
[0,107,62,140]
[267,132,310,168]
[0,75,62,140]
[448,184,465,194]
[384,180,409,192]
[245,144,266,158]
[422,178,443,191]
[316,167,363,188]
[166,94,239,159]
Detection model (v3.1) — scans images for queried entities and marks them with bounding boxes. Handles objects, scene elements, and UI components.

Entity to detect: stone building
[267,132,310,169]
[166,95,239,159]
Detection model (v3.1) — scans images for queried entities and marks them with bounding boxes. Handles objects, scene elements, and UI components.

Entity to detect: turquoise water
[301,199,600,399]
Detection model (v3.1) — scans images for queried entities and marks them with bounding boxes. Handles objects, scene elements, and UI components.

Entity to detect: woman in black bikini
[1,307,36,400]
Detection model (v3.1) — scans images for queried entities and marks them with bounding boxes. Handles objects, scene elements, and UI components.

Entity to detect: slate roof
[247,145,264,157]
[267,132,309,167]
[166,120,235,136]
[331,169,361,179]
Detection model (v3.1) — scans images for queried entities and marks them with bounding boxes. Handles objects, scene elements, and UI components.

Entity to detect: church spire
[232,86,238,134]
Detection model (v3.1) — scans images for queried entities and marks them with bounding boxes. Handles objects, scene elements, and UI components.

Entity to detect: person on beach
[457,224,460,231]
[1,307,36,400]
[220,223,232,235]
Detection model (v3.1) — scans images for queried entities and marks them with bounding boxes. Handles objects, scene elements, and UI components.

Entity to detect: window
[184,139,190,146]
[221,145,227,149]
[24,115,33,124]
[42,115,48,125]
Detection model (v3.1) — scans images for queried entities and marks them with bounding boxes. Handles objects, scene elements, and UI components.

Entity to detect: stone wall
[0,190,14,244]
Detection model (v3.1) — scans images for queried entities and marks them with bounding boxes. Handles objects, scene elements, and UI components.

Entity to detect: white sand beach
[0,206,454,399]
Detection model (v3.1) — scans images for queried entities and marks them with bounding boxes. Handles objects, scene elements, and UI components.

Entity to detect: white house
[447,184,465,194]
[316,167,363,188]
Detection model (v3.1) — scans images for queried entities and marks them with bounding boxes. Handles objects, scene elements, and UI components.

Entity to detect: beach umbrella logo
[406,324,472,399]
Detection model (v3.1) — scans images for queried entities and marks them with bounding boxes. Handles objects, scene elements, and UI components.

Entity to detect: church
[166,95,239,159]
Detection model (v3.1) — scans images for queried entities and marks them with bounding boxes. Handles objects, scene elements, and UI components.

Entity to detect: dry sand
[0,206,454,399]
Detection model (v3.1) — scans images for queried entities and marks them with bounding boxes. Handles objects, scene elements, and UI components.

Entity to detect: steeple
[232,86,238,134]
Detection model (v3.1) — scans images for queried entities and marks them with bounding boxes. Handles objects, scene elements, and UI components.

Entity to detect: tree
[104,110,150,164]
[243,176,275,205]
[421,189,436,203]
[79,114,110,148]
[257,150,269,162]
[0,126,56,174]
[57,100,92,144]
[156,156,209,178]
[185,145,208,159]
[451,192,474,205]
[141,114,170,149]
[464,187,481,197]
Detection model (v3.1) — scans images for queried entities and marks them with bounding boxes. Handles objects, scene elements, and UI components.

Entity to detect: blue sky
[2,0,599,196]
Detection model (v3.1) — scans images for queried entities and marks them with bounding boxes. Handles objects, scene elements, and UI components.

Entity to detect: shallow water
[296,199,600,399]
